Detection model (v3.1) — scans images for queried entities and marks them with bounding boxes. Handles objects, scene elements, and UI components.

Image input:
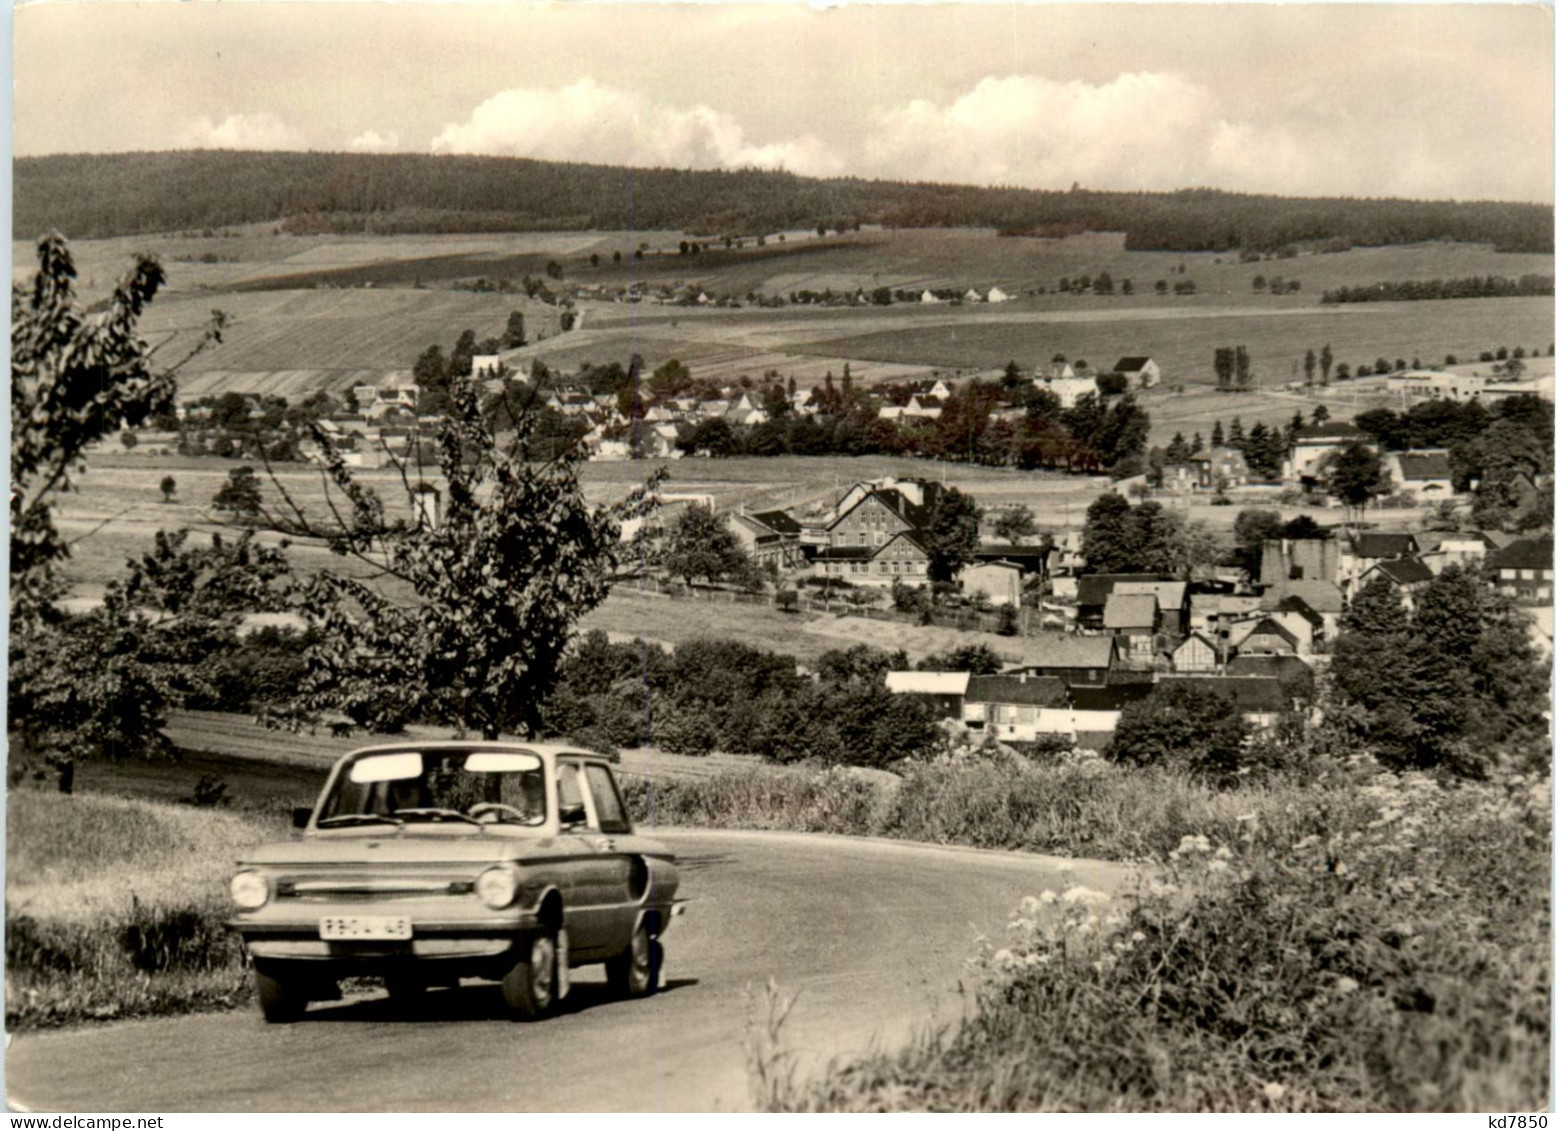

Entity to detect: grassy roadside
[751,767,1552,1112]
[5,790,286,1030]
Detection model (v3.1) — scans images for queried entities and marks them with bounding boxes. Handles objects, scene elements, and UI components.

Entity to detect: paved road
[7,829,1133,1113]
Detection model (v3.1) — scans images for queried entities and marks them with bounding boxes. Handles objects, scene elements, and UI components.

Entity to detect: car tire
[255,965,307,1024]
[606,923,662,999]
[501,932,558,1021]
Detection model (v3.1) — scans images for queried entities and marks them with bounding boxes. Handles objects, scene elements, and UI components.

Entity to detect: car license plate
[319,915,412,941]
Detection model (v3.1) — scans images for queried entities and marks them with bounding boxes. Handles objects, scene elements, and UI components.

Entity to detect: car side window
[584,765,631,835]
[557,763,592,830]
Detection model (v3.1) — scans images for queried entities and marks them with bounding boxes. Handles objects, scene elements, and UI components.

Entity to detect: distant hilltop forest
[14,150,1554,253]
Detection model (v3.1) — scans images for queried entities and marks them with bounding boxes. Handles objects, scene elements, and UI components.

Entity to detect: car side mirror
[292,807,313,830]
[559,802,587,828]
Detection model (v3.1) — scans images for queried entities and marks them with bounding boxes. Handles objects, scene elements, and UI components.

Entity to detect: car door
[555,759,632,958]
[579,763,643,952]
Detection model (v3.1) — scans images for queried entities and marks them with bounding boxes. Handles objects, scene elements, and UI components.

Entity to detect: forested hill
[15,150,1554,253]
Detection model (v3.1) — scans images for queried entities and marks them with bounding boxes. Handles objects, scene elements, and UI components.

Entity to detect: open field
[26,227,1552,413]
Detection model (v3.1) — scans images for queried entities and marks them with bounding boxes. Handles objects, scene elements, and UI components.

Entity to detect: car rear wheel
[606,923,662,999]
[254,965,308,1024]
[501,932,558,1020]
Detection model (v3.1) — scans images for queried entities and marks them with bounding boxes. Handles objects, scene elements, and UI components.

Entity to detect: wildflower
[1263,1082,1287,1103]
[1038,890,1058,905]
[1130,931,1146,944]
[1335,976,1359,995]
[1207,859,1228,873]
[991,948,1015,970]
[1019,896,1040,917]
[1214,845,1233,860]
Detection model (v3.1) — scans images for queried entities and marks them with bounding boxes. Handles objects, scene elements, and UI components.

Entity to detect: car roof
[340,740,613,764]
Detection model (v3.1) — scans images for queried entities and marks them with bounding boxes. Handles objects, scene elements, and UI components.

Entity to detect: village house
[1112,579,1189,636]
[1267,594,1325,654]
[1357,556,1435,609]
[1112,356,1162,389]
[1229,616,1300,657]
[1226,654,1316,702]
[1386,451,1457,497]
[728,509,808,572]
[1339,532,1421,595]
[902,394,944,420]
[1285,422,1374,487]
[883,671,970,720]
[1103,593,1160,663]
[1415,530,1491,575]
[1487,536,1553,604]
[1258,579,1346,637]
[960,674,1069,740]
[1189,592,1264,635]
[1010,633,1119,686]
[1076,574,1169,632]
[1188,447,1249,490]
[1172,630,1224,673]
[962,560,1024,607]
[1387,369,1488,403]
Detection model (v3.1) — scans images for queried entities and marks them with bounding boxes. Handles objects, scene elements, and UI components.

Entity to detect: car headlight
[475,865,519,909]
[230,870,270,910]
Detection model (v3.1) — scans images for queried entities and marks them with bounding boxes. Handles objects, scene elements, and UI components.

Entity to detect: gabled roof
[1077,573,1163,607]
[1104,593,1158,629]
[1350,532,1419,559]
[1158,675,1289,713]
[1273,594,1324,627]
[1368,557,1434,586]
[1239,617,1300,649]
[1114,357,1154,371]
[750,509,802,535]
[1069,681,1154,711]
[886,671,971,696]
[1174,630,1222,654]
[964,675,1068,708]
[1261,580,1345,614]
[1396,452,1453,480]
[1018,634,1117,670]
[1491,536,1554,572]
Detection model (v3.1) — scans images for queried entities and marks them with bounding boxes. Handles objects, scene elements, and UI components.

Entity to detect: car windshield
[316,750,548,828]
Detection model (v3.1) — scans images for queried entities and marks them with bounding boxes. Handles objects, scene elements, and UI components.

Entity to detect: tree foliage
[662,504,752,587]
[268,374,656,739]
[921,487,983,583]
[1106,682,1250,783]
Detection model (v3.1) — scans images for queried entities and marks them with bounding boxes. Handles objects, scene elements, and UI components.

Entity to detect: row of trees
[19,152,1552,252]
[1321,274,1554,304]
[1079,494,1223,577]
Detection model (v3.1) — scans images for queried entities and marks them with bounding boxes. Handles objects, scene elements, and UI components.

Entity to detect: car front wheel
[606,923,662,999]
[254,964,308,1024]
[501,932,558,1020]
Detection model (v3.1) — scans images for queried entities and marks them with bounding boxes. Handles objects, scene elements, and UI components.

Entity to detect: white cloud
[347,129,401,154]
[430,79,843,176]
[181,112,304,150]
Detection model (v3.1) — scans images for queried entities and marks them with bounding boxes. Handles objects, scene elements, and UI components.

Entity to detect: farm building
[1113,357,1161,388]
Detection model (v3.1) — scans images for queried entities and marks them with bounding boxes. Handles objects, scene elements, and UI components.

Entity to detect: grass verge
[749,766,1552,1112]
[5,789,284,1030]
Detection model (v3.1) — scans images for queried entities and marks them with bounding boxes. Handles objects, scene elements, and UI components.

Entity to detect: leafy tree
[11,236,176,614]
[501,310,527,349]
[159,475,177,503]
[1106,682,1250,783]
[993,505,1037,544]
[648,358,694,399]
[663,504,748,586]
[266,374,653,739]
[1319,343,1333,386]
[1164,432,1189,464]
[212,466,264,520]
[1234,346,1251,390]
[1303,348,1317,385]
[1213,347,1234,391]
[1233,508,1285,576]
[921,486,982,583]
[917,643,1002,674]
[1325,441,1390,527]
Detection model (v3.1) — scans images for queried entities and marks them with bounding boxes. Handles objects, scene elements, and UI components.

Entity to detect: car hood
[238,830,574,867]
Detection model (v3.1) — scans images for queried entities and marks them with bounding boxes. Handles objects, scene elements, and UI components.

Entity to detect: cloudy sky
[13,3,1554,203]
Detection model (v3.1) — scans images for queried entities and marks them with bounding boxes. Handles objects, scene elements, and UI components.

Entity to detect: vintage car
[228,741,681,1022]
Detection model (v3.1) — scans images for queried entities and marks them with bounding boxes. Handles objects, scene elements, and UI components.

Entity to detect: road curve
[7,829,1134,1113]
